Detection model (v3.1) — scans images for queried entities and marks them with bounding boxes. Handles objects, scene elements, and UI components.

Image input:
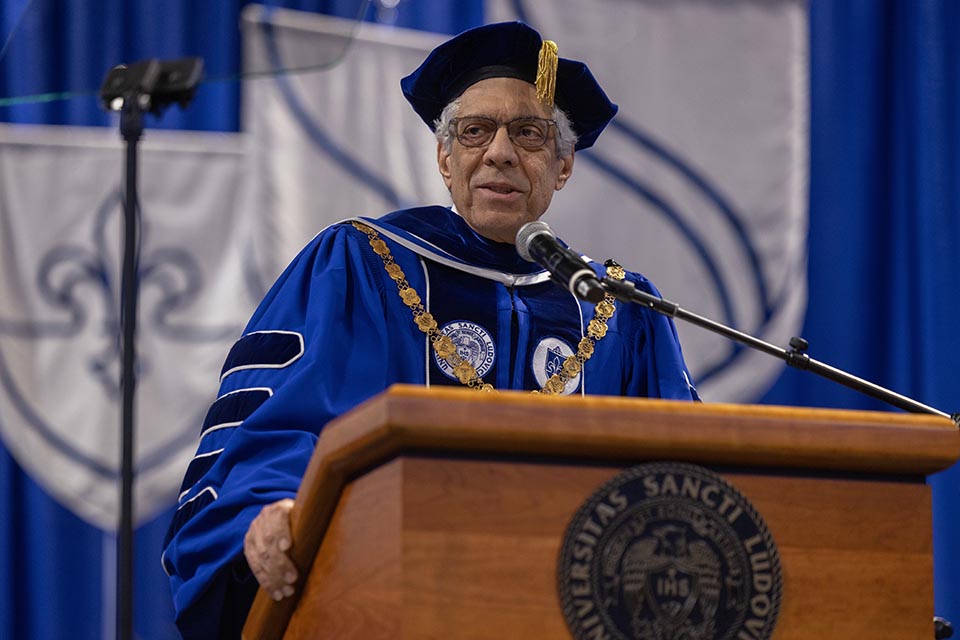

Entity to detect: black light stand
[99,57,203,640]
[936,616,955,639]
[598,267,959,425]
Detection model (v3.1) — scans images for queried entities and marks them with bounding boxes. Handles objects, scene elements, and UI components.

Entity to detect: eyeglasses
[449,116,557,150]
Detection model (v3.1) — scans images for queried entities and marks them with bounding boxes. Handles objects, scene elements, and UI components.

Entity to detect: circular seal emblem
[558,462,782,640]
[433,320,496,381]
[532,336,580,395]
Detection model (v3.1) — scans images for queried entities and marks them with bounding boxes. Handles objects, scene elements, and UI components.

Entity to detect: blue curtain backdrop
[762,0,960,623]
[1,1,957,637]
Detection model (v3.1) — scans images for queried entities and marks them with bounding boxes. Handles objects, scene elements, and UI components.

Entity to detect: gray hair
[433,98,578,158]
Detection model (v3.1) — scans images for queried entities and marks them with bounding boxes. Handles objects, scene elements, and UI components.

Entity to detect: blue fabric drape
[0,0,246,130]
[0,0,481,130]
[763,0,960,623]
[0,446,110,639]
[1,1,958,637]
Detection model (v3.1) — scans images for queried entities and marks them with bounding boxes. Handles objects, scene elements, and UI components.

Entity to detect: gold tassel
[536,40,558,106]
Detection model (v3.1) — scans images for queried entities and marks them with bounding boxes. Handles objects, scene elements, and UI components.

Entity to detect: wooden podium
[242,385,960,640]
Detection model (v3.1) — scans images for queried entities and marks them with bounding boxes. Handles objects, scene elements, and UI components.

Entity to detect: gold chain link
[351,221,623,394]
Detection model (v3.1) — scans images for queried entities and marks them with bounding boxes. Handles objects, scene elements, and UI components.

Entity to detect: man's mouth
[479,183,521,195]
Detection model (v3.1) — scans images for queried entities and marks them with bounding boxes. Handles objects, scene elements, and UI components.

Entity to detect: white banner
[241,1,809,402]
[488,0,810,402]
[0,1,808,528]
[0,124,257,529]
[240,6,450,281]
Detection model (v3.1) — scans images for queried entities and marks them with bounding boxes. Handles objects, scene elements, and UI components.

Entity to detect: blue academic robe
[162,206,699,638]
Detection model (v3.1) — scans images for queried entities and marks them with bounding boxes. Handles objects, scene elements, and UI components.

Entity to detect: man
[162,21,699,638]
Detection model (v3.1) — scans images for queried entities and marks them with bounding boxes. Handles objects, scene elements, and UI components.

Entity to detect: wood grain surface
[242,385,957,639]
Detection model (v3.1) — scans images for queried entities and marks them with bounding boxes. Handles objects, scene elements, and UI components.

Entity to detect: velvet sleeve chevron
[160,222,429,639]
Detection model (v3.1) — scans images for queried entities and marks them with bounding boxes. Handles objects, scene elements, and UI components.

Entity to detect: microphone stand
[598,273,959,426]
[99,57,203,640]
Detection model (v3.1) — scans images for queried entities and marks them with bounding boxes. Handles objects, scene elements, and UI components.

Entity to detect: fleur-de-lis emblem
[2,189,240,399]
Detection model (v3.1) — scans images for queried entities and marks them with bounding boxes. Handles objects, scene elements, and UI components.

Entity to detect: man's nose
[482,126,520,166]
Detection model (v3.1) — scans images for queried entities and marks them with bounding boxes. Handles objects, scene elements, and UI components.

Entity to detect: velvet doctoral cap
[400,21,618,151]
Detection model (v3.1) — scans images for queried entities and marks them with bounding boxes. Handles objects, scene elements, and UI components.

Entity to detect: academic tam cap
[400,21,618,151]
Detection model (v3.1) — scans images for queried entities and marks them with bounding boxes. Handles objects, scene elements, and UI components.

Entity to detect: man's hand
[243,498,298,601]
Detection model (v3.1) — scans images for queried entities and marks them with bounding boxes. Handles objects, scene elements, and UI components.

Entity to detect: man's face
[437,77,575,244]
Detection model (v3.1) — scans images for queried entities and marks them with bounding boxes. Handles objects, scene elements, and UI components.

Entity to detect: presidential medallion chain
[351,221,623,395]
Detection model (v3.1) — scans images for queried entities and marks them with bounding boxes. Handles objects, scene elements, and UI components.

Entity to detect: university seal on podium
[557,462,782,640]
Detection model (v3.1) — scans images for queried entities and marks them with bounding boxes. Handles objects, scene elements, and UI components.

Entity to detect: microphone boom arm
[599,275,959,425]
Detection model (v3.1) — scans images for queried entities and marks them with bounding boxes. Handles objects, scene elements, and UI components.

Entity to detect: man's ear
[555,151,575,191]
[437,142,453,189]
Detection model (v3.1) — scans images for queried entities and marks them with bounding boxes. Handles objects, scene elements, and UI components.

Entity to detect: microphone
[516,221,606,303]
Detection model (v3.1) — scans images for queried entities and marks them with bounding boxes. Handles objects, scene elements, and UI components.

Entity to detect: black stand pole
[100,56,203,640]
[116,94,143,640]
[599,272,959,425]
